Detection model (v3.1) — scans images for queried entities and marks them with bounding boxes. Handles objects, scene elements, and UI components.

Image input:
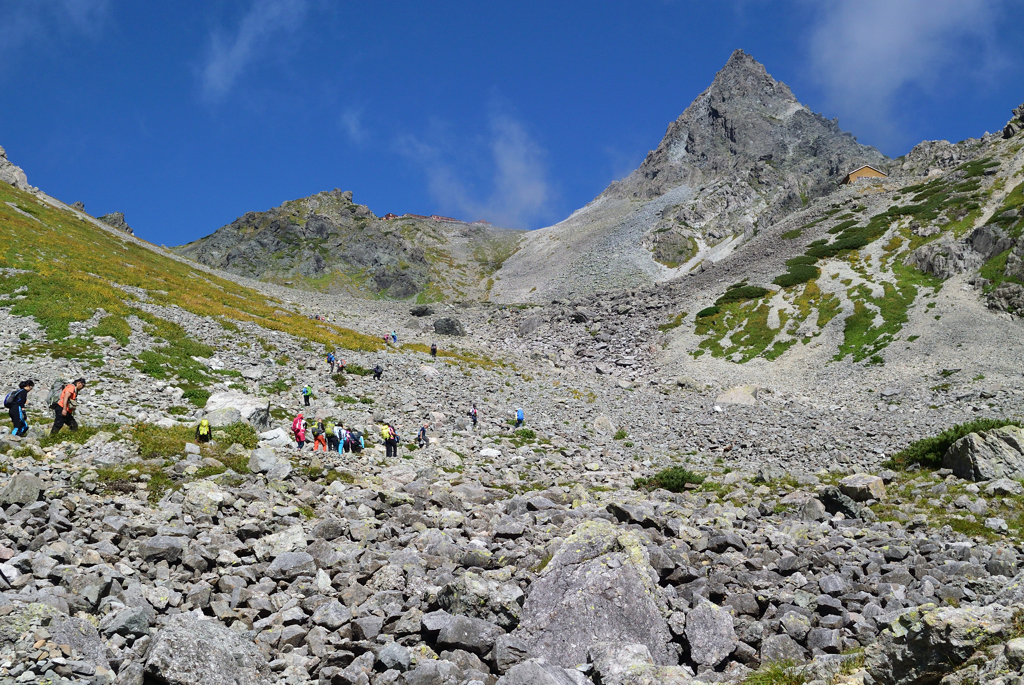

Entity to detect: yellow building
[841,165,887,184]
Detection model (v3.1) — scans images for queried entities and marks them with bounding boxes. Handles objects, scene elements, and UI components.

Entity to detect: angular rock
[144,612,271,685]
[944,426,1024,481]
[684,599,737,668]
[202,391,271,429]
[0,473,44,506]
[267,551,316,580]
[839,473,886,501]
[434,317,466,336]
[511,519,675,667]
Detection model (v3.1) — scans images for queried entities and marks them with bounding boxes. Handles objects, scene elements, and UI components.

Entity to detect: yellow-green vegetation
[780,228,802,240]
[658,312,686,332]
[0,183,384,387]
[740,661,807,685]
[869,467,1024,544]
[884,418,1022,471]
[400,342,499,369]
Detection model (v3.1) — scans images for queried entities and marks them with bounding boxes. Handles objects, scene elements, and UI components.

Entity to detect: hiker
[50,378,85,435]
[349,427,363,453]
[417,422,428,448]
[373,364,383,381]
[327,352,336,373]
[195,418,211,443]
[4,380,33,437]
[430,343,437,359]
[313,420,327,452]
[335,424,347,453]
[292,413,307,449]
[325,419,339,453]
[470,403,478,429]
[302,384,313,407]
[339,358,346,372]
[391,331,398,344]
[515,407,524,429]
[381,423,398,458]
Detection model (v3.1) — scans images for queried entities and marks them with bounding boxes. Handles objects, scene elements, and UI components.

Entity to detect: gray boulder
[437,571,524,630]
[203,407,242,427]
[0,473,44,506]
[49,613,110,673]
[510,519,675,668]
[248,447,291,479]
[517,315,544,337]
[496,658,581,685]
[684,600,737,668]
[267,551,316,580]
[865,603,1019,685]
[943,426,1024,481]
[202,391,271,429]
[144,612,271,685]
[434,317,466,336]
[410,305,434,317]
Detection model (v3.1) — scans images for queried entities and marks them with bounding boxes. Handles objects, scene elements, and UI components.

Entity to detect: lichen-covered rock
[864,603,1019,685]
[943,426,1024,481]
[144,612,271,685]
[511,519,675,668]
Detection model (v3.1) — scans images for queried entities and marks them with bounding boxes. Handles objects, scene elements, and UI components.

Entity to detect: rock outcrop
[98,211,133,235]
[0,145,29,191]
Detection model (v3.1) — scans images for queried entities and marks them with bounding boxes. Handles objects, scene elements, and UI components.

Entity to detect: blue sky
[1,1,1022,244]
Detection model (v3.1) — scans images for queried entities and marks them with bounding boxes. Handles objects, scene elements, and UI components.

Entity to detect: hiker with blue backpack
[4,380,34,437]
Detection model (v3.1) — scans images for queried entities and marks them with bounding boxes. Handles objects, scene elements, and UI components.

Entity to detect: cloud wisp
[397,114,558,230]
[0,0,110,63]
[340,107,369,145]
[807,0,1001,149]
[201,0,307,99]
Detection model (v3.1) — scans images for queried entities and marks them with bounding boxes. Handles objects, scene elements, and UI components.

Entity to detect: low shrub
[634,466,705,493]
[715,286,770,305]
[884,418,1022,470]
[780,228,802,240]
[613,429,628,440]
[331,373,348,387]
[696,305,720,318]
[773,264,819,288]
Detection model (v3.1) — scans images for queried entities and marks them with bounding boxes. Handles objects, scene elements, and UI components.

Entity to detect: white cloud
[0,0,109,60]
[807,0,1001,149]
[340,107,369,145]
[397,113,557,230]
[201,0,307,99]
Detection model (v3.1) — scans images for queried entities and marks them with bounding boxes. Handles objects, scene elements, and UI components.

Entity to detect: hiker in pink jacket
[292,413,307,449]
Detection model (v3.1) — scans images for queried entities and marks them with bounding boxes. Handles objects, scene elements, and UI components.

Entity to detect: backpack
[3,390,16,408]
[46,380,68,410]
[302,386,311,396]
[198,419,210,436]
[313,425,324,437]
[380,425,390,441]
[292,416,303,432]
[325,421,335,435]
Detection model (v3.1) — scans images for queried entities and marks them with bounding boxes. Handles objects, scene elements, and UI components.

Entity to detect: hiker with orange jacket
[51,378,85,435]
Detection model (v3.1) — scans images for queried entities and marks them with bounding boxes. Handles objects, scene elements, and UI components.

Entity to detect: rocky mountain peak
[605,50,884,203]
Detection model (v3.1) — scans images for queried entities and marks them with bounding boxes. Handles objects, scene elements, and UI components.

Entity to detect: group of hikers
[5,340,516,451]
[290,412,365,453]
[5,378,87,438]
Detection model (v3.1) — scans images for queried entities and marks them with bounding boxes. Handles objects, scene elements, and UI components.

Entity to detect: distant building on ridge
[841,165,887,184]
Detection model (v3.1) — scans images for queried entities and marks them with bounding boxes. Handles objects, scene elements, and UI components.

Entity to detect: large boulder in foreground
[943,425,1024,481]
[865,603,1018,685]
[144,613,271,685]
[202,391,271,429]
[509,519,675,668]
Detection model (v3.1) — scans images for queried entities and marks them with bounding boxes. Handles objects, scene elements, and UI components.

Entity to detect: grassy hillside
[0,183,384,404]
[682,136,1024,365]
